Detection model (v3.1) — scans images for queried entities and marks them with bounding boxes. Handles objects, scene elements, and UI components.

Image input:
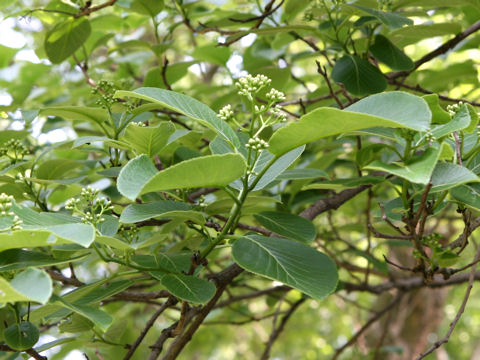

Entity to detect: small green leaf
[232,235,338,300]
[422,94,450,124]
[349,5,413,29]
[276,168,328,180]
[161,274,216,304]
[117,154,246,200]
[115,88,240,148]
[370,35,414,71]
[0,268,52,304]
[120,200,191,223]
[431,104,470,138]
[431,162,480,192]
[254,211,316,243]
[331,55,387,95]
[451,184,480,211]
[303,176,385,190]
[365,146,443,184]
[121,122,176,157]
[40,106,110,128]
[4,322,39,350]
[44,18,91,64]
[130,0,164,16]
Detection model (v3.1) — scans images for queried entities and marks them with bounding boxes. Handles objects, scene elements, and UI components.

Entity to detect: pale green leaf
[115,88,240,148]
[117,154,246,200]
[0,268,52,304]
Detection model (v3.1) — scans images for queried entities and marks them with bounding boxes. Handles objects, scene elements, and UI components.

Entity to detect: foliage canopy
[2,0,480,359]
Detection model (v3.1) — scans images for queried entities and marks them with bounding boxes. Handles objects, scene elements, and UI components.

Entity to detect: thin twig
[331,293,403,360]
[415,241,480,359]
[123,298,177,360]
[260,297,306,360]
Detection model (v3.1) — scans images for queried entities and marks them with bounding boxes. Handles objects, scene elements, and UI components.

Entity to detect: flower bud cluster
[0,139,29,160]
[447,101,463,117]
[218,104,234,121]
[91,80,117,109]
[0,193,14,216]
[425,130,436,143]
[245,136,269,151]
[266,88,286,102]
[0,193,22,230]
[270,105,287,122]
[236,74,271,97]
[119,224,139,243]
[65,186,114,227]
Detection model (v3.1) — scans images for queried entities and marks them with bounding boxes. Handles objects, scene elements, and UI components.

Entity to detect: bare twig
[331,294,403,360]
[415,241,480,359]
[123,298,177,360]
[260,297,306,360]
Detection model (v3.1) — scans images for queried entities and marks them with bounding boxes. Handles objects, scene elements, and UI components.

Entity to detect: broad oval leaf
[115,88,241,148]
[117,154,246,200]
[4,322,39,350]
[451,183,480,211]
[44,18,91,64]
[254,211,317,243]
[121,122,176,157]
[331,55,387,95]
[0,268,52,304]
[269,92,431,156]
[161,274,216,304]
[370,35,414,71]
[232,235,338,300]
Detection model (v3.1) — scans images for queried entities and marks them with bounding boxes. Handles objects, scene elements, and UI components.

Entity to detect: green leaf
[276,168,329,180]
[237,146,305,191]
[451,183,480,211]
[331,55,387,95]
[0,249,87,272]
[161,274,216,304]
[40,106,110,128]
[431,104,470,138]
[365,146,443,184]
[0,227,94,251]
[0,268,52,304]
[390,23,462,47]
[302,176,385,190]
[232,235,338,300]
[349,5,413,29]
[3,322,39,351]
[115,88,240,148]
[117,154,246,200]
[422,94,450,124]
[130,0,164,16]
[192,44,231,66]
[55,296,113,332]
[254,211,316,244]
[121,122,176,157]
[431,162,480,192]
[35,159,82,180]
[120,200,191,223]
[44,18,91,64]
[370,35,414,71]
[269,92,431,156]
[0,45,17,68]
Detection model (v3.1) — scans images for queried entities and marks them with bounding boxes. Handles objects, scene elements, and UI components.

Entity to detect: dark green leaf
[370,35,414,71]
[254,211,316,243]
[331,55,386,95]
